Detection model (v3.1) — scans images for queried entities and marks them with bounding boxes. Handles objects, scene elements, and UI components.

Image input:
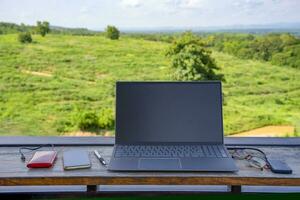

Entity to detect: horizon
[1,0,300,31]
[2,20,300,32]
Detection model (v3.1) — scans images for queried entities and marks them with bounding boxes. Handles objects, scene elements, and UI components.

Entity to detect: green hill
[0,34,299,136]
[0,22,99,35]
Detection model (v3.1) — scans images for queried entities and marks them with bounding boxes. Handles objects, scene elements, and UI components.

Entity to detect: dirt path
[21,70,53,77]
[229,125,295,137]
[21,69,98,85]
[64,131,113,137]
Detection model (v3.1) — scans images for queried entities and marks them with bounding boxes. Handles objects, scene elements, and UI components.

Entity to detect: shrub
[105,25,120,40]
[18,32,32,43]
[55,119,73,132]
[78,112,100,130]
[99,108,115,129]
[73,108,115,131]
[166,31,224,81]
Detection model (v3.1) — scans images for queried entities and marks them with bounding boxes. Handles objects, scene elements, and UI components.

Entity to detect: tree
[36,21,50,37]
[166,32,224,81]
[20,23,26,32]
[280,33,298,46]
[18,32,32,43]
[105,25,120,40]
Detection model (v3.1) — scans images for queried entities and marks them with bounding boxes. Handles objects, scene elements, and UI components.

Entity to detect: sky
[0,0,300,30]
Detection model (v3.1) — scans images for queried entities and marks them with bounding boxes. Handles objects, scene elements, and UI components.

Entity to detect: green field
[0,34,299,136]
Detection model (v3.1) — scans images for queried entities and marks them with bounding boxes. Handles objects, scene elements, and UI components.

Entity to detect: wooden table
[0,137,299,194]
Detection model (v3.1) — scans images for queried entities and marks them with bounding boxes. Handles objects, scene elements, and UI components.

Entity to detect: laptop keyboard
[114,145,228,158]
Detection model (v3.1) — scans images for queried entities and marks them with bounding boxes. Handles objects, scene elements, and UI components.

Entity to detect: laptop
[108,81,238,172]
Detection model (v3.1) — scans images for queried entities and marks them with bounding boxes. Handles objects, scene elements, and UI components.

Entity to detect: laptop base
[108,144,238,172]
[109,157,238,172]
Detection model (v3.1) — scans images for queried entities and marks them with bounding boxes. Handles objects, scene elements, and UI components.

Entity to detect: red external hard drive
[27,151,57,168]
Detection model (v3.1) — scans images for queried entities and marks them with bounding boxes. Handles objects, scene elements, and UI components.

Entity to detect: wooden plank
[0,146,299,187]
[1,136,300,147]
[0,176,300,186]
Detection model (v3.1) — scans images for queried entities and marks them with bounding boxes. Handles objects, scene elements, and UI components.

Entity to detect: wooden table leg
[230,185,242,193]
[87,185,98,193]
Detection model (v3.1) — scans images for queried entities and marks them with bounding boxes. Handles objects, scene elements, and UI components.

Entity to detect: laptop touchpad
[139,158,181,170]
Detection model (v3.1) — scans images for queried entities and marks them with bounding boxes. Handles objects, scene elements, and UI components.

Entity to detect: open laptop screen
[116,82,224,144]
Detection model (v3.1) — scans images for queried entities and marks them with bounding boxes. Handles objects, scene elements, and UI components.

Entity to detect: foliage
[271,44,300,68]
[74,108,114,131]
[51,27,100,36]
[105,25,120,40]
[18,32,32,43]
[166,32,224,81]
[36,21,50,37]
[124,33,176,43]
[77,112,100,131]
[99,108,115,129]
[55,119,74,132]
[203,33,300,68]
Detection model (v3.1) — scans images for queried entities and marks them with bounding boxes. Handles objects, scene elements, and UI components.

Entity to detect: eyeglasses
[230,149,269,171]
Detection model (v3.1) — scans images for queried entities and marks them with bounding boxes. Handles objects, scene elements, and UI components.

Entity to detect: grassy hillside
[0,34,299,136]
[214,52,300,135]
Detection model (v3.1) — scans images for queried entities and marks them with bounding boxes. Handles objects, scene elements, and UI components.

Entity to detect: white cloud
[120,0,142,8]
[180,0,204,9]
[232,0,264,10]
[164,0,204,9]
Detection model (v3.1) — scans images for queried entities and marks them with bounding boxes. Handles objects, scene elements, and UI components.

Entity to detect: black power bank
[267,159,292,174]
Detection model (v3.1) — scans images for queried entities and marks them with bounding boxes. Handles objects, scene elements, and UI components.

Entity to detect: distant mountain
[50,25,101,35]
[120,22,300,34]
[0,22,35,34]
[0,22,100,35]
[224,22,300,29]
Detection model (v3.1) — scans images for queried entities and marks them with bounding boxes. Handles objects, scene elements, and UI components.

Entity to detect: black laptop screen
[116,82,224,144]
